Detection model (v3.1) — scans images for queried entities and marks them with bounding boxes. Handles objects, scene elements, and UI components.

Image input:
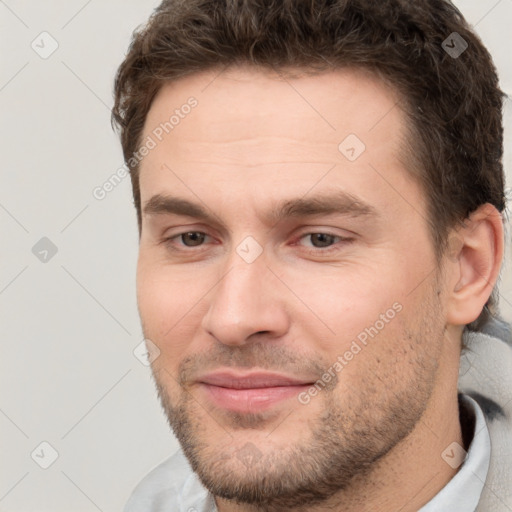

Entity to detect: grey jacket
[463,322,512,511]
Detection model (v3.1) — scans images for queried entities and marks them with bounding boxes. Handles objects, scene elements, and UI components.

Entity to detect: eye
[161,230,352,255]
[163,231,211,249]
[179,232,207,246]
[303,233,338,248]
[296,232,352,253]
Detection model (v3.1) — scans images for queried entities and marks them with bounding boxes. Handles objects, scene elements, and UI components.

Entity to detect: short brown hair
[111,0,506,334]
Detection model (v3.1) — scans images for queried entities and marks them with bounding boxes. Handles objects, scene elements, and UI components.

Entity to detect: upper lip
[197,370,314,389]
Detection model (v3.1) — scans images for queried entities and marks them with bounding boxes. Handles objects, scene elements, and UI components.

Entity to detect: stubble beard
[149,296,443,511]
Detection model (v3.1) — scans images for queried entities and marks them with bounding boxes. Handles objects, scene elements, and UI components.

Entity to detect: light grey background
[0,1,511,511]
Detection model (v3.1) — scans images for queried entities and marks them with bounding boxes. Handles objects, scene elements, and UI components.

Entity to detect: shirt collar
[418,393,491,512]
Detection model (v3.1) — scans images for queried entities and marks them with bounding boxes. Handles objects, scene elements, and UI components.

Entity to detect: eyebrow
[142,190,378,226]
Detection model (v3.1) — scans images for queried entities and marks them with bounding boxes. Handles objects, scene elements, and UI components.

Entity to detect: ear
[445,204,504,326]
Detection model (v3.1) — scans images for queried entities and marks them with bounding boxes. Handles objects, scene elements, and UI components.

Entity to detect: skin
[135,65,503,511]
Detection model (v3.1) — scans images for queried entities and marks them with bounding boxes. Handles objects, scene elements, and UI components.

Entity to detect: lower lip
[200,383,310,413]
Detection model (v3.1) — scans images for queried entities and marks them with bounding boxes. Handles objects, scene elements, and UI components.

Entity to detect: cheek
[136,259,207,362]
[327,313,421,407]
[280,263,407,352]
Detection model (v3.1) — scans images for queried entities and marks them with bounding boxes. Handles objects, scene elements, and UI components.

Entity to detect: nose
[200,257,290,346]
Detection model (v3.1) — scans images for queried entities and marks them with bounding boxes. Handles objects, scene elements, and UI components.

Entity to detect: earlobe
[446,204,504,326]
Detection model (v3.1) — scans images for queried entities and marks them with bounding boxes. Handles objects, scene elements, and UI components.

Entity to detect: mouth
[196,370,314,413]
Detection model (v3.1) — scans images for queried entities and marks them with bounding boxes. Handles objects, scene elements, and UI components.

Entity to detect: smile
[197,371,314,413]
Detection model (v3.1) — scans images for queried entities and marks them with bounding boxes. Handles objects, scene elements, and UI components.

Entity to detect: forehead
[138,65,426,224]
[143,65,404,156]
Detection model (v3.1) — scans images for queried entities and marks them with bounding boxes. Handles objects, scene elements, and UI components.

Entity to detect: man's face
[136,67,449,508]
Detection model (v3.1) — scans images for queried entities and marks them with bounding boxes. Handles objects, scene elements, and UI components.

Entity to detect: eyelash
[161,231,353,255]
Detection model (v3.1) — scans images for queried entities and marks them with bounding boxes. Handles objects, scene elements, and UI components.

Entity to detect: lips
[199,371,312,389]
[197,371,314,413]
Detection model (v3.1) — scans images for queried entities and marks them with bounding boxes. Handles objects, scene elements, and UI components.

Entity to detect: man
[112,1,512,510]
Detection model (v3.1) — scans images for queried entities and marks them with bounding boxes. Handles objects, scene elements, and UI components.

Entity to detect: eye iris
[182,232,205,246]
[311,233,335,248]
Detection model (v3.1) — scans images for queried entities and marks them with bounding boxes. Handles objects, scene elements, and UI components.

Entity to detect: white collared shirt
[418,393,491,511]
